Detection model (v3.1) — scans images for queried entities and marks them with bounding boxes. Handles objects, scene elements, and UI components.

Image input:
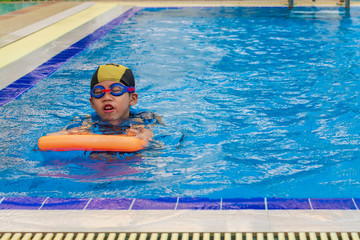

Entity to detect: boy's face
[89,80,138,125]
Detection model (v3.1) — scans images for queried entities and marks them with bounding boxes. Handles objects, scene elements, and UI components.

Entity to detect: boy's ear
[130,92,138,106]
[89,97,95,109]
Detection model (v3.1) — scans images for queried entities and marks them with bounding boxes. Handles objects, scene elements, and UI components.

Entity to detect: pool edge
[1,209,360,232]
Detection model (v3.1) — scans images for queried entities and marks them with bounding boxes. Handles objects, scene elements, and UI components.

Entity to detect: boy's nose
[102,91,113,99]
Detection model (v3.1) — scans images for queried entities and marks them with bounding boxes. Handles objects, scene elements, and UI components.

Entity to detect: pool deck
[1,0,360,233]
[3,209,360,232]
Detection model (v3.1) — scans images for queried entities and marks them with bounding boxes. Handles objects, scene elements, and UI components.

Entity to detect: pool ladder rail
[1,233,360,240]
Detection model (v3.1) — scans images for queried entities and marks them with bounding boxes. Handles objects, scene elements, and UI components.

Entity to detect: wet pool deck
[1,0,360,233]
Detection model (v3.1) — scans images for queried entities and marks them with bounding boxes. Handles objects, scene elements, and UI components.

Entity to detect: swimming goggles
[90,83,135,99]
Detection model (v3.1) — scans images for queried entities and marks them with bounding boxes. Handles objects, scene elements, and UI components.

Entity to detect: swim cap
[91,63,135,89]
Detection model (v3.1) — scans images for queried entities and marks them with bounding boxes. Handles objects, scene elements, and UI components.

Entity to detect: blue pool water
[0,2,37,15]
[1,7,360,199]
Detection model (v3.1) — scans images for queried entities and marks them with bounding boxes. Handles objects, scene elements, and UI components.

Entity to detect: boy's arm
[46,126,92,136]
[126,125,154,146]
[47,120,92,136]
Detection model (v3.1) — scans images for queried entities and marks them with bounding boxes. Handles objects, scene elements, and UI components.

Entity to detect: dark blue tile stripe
[0,197,358,210]
[267,198,311,210]
[0,7,142,107]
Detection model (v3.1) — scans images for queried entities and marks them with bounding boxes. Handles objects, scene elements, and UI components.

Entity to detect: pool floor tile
[222,198,265,210]
[41,197,89,210]
[0,197,47,210]
[86,198,133,210]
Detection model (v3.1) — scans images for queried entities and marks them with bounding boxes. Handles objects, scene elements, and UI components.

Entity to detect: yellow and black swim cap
[91,63,135,89]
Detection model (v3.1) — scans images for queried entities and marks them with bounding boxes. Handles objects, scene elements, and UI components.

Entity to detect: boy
[90,63,138,125]
[50,63,154,146]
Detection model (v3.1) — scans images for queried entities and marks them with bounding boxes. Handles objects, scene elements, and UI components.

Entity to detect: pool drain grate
[1,233,360,240]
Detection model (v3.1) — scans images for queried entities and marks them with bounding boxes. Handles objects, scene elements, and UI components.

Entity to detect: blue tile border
[177,198,220,210]
[0,7,142,107]
[311,198,357,210]
[0,197,359,210]
[267,198,311,210]
[222,197,265,210]
[0,196,47,210]
[132,197,178,210]
[41,197,89,210]
[86,198,133,210]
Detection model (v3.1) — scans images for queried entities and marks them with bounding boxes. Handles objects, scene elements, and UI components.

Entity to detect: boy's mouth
[103,104,114,112]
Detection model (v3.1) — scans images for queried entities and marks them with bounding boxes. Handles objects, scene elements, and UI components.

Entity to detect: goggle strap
[127,87,135,93]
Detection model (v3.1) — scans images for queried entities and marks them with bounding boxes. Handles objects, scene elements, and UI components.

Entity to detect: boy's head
[89,63,138,125]
[91,63,135,89]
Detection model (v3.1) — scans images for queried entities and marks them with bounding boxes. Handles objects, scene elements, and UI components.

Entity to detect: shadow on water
[38,151,144,183]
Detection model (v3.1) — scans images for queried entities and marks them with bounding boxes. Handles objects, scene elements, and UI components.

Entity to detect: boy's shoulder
[130,111,164,126]
[61,111,163,134]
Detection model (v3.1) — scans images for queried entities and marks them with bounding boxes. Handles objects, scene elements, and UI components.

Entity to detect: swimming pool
[0,2,37,15]
[1,6,360,200]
